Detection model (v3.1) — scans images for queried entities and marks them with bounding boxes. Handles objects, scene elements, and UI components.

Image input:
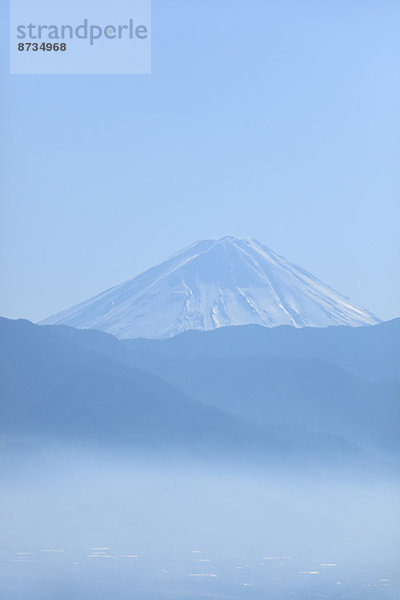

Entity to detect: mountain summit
[40,237,380,338]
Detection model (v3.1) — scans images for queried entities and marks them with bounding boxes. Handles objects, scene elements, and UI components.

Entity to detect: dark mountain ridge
[1,317,399,464]
[0,317,361,464]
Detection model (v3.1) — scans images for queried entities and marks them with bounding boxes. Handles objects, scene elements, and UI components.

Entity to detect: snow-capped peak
[40,237,380,338]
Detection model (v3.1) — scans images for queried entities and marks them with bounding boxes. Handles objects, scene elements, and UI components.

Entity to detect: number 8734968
[18,42,67,51]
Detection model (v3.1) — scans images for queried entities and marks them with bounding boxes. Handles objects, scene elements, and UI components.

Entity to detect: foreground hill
[44,318,400,457]
[0,317,360,464]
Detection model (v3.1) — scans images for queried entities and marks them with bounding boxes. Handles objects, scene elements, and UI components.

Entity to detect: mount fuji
[40,237,380,338]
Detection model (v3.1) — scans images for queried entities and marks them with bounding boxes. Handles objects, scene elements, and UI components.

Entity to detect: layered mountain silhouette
[1,317,398,463]
[0,317,364,463]
[40,237,379,338]
[48,317,400,456]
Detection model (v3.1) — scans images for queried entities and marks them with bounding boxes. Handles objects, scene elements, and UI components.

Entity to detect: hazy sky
[1,0,399,322]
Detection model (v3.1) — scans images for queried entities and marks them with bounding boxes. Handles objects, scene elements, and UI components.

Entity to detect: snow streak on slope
[40,237,380,338]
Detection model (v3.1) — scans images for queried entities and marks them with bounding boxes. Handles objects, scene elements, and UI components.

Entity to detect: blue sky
[1,0,399,322]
